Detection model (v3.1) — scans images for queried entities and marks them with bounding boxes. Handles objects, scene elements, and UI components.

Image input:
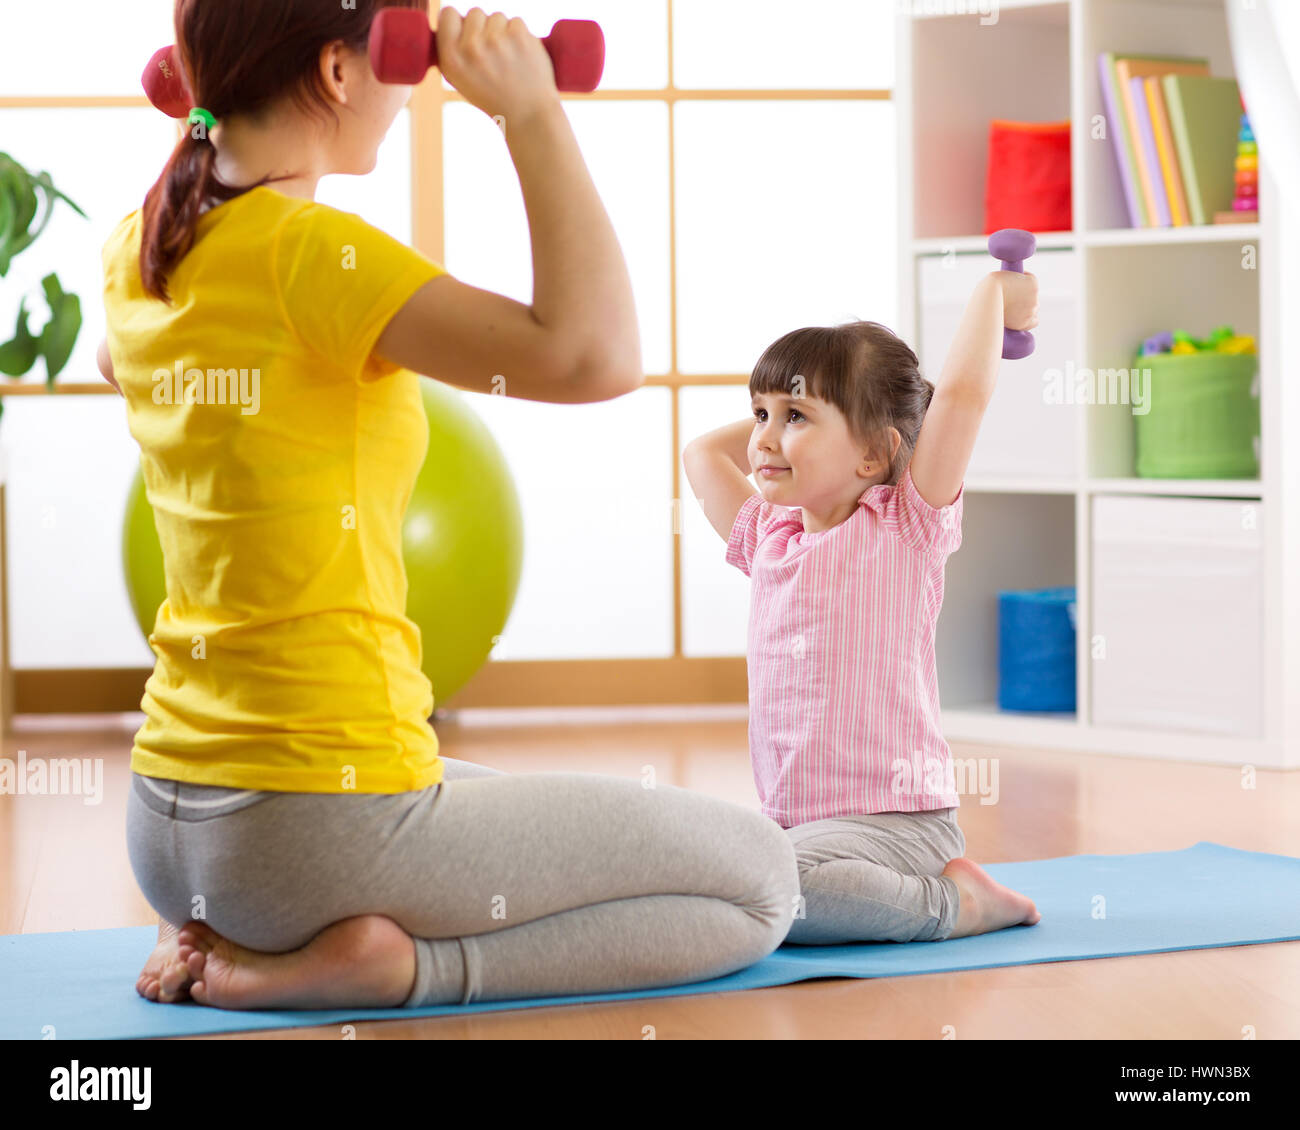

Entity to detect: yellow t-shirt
[102,185,447,794]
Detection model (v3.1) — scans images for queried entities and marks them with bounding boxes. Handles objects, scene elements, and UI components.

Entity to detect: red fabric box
[984,119,1072,234]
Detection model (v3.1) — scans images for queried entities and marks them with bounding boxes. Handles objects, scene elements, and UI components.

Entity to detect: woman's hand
[436,7,560,125]
[993,269,1040,333]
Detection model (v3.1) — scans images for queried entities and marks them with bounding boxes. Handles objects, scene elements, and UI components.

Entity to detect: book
[1097,53,1144,226]
[1162,74,1244,225]
[1129,76,1170,225]
[1114,56,1210,225]
[1144,77,1191,227]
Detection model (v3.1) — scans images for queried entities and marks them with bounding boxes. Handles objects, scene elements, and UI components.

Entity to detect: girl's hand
[436,7,560,125]
[993,270,1040,333]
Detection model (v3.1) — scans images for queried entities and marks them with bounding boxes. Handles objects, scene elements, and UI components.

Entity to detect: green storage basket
[1134,351,1260,478]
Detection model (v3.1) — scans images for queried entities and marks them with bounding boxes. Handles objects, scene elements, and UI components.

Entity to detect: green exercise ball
[122,379,524,705]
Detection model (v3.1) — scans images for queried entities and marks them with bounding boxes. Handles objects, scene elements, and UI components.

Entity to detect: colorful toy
[1232,107,1259,216]
[1142,331,1174,356]
[1140,324,1256,357]
[988,228,1037,359]
[123,380,524,705]
[1215,95,1260,224]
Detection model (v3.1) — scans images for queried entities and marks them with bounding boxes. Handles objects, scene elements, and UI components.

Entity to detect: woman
[106,0,797,1010]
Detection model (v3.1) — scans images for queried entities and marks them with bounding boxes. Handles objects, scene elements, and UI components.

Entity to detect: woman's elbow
[571,348,646,403]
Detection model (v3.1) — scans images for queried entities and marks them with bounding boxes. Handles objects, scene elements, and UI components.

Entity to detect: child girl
[107,1,800,1011]
[683,288,1045,943]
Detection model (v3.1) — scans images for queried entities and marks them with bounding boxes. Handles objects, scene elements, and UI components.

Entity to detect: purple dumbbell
[988,228,1037,360]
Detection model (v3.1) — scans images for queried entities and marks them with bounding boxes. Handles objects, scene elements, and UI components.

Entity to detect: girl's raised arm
[684,418,758,543]
[909,271,1038,509]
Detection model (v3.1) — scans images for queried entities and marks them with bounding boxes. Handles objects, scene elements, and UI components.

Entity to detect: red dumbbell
[369,9,605,93]
[142,45,192,119]
[143,12,606,119]
[987,228,1037,360]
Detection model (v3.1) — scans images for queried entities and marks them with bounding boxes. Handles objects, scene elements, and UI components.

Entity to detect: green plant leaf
[0,154,39,246]
[9,165,37,239]
[6,169,84,260]
[32,170,86,219]
[0,157,86,384]
[40,273,65,307]
[39,273,81,385]
[0,297,40,377]
[0,156,35,277]
[5,178,54,259]
[0,178,15,277]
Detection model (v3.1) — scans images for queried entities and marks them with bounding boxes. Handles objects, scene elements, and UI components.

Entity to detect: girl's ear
[867,427,903,466]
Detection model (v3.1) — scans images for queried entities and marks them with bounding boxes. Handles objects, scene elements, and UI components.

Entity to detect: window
[439,2,896,685]
[0,0,896,704]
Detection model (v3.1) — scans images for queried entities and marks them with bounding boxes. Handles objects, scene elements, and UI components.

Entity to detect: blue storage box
[997,586,1077,712]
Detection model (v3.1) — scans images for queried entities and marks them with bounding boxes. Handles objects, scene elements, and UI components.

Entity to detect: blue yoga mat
[3,842,1297,1040]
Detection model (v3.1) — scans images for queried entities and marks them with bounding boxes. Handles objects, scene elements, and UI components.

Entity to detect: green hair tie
[187,107,216,135]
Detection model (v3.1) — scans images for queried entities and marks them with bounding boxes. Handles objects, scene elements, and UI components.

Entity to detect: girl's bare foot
[942,856,1042,939]
[178,915,418,1010]
[136,919,200,1004]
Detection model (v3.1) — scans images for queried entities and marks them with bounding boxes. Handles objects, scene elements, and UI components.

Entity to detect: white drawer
[1091,495,1263,737]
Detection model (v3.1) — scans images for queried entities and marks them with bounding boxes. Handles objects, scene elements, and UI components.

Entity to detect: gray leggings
[783,809,965,944]
[126,759,801,1007]
[126,760,965,1007]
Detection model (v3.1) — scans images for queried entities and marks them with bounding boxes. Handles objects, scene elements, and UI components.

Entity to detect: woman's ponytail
[140,124,232,304]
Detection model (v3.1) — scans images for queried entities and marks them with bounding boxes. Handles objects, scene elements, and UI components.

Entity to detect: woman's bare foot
[137,919,200,1004]
[942,856,1042,939]
[178,915,418,1010]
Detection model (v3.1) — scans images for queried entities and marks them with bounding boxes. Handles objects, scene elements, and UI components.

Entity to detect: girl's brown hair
[750,321,935,486]
[140,0,429,303]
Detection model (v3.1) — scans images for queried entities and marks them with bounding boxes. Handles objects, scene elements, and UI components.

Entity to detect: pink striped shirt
[725,464,964,828]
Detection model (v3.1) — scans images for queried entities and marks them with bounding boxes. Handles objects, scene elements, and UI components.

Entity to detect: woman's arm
[909,271,1038,508]
[377,10,641,403]
[505,100,641,394]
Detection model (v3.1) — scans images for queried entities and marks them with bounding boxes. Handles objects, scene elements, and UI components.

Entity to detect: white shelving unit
[897,0,1300,768]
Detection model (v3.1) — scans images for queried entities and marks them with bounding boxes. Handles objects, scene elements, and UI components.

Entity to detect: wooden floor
[3,708,1298,1039]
